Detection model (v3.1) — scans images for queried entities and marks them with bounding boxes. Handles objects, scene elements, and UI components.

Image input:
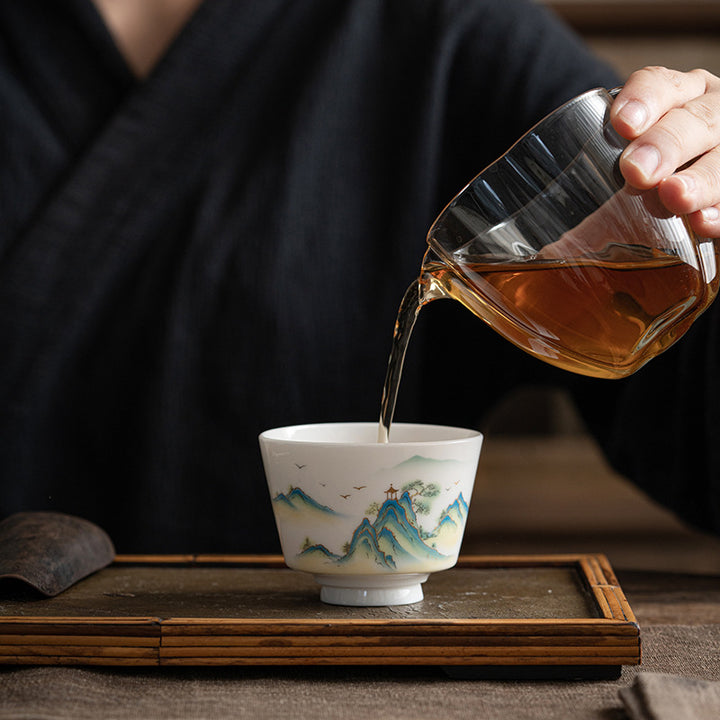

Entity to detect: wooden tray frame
[0,554,640,673]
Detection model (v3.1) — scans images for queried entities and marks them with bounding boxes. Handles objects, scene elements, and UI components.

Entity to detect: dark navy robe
[5,0,710,552]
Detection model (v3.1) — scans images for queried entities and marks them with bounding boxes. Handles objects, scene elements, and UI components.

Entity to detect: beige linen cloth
[621,673,720,720]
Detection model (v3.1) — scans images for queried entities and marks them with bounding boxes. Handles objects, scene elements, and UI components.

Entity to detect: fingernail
[701,206,720,222]
[675,175,695,193]
[623,144,661,181]
[617,100,648,132]
[676,174,696,197]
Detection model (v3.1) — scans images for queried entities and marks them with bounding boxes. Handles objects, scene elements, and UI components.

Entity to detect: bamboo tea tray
[0,554,640,675]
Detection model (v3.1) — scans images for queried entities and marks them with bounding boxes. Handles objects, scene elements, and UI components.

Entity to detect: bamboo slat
[161,655,641,667]
[0,554,640,669]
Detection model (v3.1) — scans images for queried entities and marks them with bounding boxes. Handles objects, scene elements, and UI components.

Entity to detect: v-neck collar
[77,0,207,84]
[66,0,138,86]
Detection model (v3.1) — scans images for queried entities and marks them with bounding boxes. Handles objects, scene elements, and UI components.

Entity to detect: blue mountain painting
[437,493,469,529]
[374,496,446,560]
[298,490,450,569]
[341,518,397,569]
[273,487,339,515]
[392,455,462,469]
[299,544,343,562]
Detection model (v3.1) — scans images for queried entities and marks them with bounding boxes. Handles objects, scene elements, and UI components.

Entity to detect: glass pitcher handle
[604,87,627,150]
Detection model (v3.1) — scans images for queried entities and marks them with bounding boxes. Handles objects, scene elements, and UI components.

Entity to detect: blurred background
[464,0,720,575]
[548,0,720,78]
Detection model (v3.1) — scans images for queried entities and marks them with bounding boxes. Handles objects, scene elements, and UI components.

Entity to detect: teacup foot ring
[314,572,429,606]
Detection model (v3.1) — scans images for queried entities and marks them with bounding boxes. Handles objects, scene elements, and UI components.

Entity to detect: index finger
[610,66,714,140]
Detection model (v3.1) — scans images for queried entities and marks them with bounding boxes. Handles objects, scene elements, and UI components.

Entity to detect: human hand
[611,66,720,238]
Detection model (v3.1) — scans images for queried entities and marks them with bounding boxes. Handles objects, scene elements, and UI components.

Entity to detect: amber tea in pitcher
[378,88,720,442]
[421,239,717,380]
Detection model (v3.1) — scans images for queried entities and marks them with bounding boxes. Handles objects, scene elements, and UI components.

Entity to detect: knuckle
[652,119,685,156]
[684,99,718,135]
[700,158,720,197]
[686,155,720,208]
[664,67,687,90]
[688,68,715,90]
[632,65,683,88]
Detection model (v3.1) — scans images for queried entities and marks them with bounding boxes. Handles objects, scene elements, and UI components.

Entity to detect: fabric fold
[620,672,720,720]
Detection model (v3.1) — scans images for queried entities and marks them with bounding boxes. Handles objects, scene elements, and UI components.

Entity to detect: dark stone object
[0,512,115,596]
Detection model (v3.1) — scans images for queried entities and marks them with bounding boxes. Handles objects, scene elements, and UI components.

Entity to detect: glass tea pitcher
[421,87,720,379]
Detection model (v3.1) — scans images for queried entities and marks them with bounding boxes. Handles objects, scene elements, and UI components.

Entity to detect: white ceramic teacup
[259,422,483,606]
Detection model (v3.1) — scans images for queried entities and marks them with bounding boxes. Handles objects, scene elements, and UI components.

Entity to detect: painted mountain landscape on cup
[271,455,471,573]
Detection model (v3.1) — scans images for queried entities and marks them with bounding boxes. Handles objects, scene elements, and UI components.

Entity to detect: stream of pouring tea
[377,279,425,444]
[378,256,444,444]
